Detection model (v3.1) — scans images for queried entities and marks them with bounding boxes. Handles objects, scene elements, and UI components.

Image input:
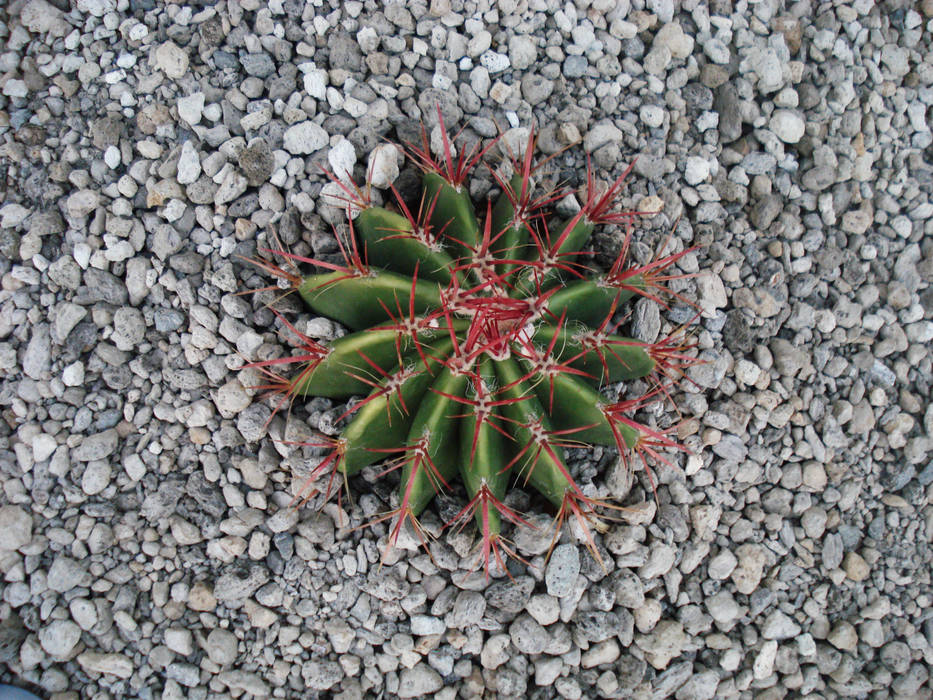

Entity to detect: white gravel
[1,1,932,699]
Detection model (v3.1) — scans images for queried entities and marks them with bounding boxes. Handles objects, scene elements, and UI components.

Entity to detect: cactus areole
[246,112,700,575]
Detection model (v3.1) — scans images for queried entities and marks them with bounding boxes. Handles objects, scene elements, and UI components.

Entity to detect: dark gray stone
[715,83,743,142]
[240,52,276,78]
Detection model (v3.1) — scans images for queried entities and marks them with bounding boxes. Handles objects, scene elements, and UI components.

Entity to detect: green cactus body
[457,358,510,539]
[422,171,480,260]
[531,323,656,385]
[490,174,534,274]
[340,338,455,476]
[354,206,457,285]
[297,269,444,330]
[397,365,468,516]
[542,275,646,326]
[494,355,578,508]
[247,119,696,574]
[526,368,640,450]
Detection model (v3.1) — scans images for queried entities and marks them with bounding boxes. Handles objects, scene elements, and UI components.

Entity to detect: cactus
[244,112,699,575]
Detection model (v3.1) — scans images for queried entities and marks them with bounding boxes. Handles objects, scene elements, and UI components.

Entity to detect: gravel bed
[1,0,932,698]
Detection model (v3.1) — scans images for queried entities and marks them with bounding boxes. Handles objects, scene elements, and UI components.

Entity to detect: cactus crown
[244,111,698,577]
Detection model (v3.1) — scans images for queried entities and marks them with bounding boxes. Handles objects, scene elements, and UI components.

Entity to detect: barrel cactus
[244,113,698,575]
